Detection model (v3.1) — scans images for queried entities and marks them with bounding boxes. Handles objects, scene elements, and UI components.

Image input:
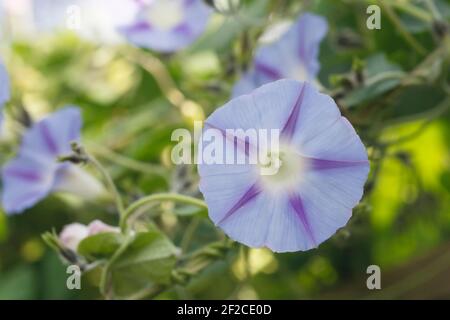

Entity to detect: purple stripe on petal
[308,158,369,171]
[218,184,262,225]
[173,23,191,36]
[204,122,256,157]
[4,168,41,182]
[289,193,316,247]
[254,61,283,80]
[281,83,306,141]
[127,21,152,33]
[39,122,59,155]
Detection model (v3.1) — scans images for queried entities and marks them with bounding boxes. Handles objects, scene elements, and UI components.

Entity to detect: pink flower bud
[87,220,120,236]
[59,223,89,252]
[59,220,119,252]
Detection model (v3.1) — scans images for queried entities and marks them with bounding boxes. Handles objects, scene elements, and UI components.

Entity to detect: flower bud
[87,220,120,236]
[59,223,89,252]
[59,220,119,252]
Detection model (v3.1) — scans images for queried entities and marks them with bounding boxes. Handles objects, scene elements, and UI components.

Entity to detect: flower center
[289,62,308,81]
[259,144,306,194]
[147,0,185,31]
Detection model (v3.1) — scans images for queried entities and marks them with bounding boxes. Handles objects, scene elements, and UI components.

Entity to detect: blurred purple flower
[198,80,369,252]
[233,13,328,97]
[1,0,137,44]
[59,220,119,252]
[120,0,212,52]
[2,107,105,214]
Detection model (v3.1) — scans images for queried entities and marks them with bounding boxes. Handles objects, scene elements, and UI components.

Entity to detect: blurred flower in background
[120,0,212,52]
[233,13,328,97]
[0,0,137,44]
[2,107,106,214]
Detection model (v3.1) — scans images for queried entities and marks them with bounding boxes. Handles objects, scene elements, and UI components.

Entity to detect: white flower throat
[259,143,307,194]
[147,0,185,31]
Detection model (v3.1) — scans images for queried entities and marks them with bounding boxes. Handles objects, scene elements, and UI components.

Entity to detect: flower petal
[53,165,106,200]
[120,0,211,52]
[2,154,57,214]
[215,192,316,252]
[287,82,353,154]
[293,163,370,248]
[299,117,369,163]
[232,13,328,96]
[198,141,260,224]
[21,106,81,159]
[207,80,305,140]
[256,13,328,82]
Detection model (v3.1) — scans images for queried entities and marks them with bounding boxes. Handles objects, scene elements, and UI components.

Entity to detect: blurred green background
[0,0,449,299]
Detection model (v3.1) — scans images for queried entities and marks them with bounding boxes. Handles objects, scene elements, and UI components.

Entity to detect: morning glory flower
[59,220,119,252]
[2,107,106,214]
[233,13,328,97]
[120,0,212,52]
[198,80,369,252]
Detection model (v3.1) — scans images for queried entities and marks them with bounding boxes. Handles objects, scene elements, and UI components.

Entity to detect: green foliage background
[0,0,449,299]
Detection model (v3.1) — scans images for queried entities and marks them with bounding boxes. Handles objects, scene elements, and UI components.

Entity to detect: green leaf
[365,54,403,77]
[388,85,446,119]
[342,54,404,108]
[342,78,401,108]
[77,232,125,260]
[110,231,179,298]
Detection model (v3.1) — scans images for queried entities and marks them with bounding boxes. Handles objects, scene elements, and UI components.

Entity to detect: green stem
[89,143,170,179]
[388,1,433,23]
[88,154,125,217]
[180,218,201,252]
[380,0,427,55]
[119,193,208,232]
[99,235,134,299]
[424,0,442,20]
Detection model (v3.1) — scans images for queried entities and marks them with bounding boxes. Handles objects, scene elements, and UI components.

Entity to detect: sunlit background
[0,0,449,299]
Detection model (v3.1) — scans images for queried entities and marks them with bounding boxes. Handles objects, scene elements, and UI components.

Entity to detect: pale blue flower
[233,13,328,97]
[198,80,369,252]
[2,107,105,214]
[120,0,212,52]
